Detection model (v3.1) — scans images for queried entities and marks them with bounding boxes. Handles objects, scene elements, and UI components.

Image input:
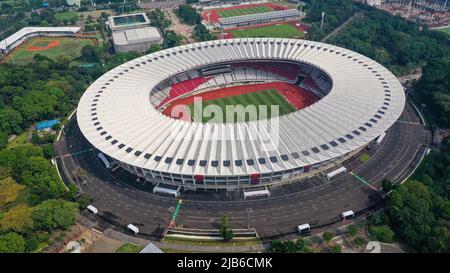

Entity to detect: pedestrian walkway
[154,241,265,253]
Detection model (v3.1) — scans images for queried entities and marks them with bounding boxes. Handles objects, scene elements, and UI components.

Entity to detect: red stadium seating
[158,77,211,108]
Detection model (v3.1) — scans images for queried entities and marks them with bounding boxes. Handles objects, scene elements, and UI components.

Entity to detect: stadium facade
[0,27,81,55]
[77,38,405,191]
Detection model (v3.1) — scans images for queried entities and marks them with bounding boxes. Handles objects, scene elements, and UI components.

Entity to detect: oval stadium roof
[77,38,405,176]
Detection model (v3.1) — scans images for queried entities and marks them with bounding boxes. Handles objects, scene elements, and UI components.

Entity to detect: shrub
[322,231,334,242]
[345,225,357,237]
[368,225,395,243]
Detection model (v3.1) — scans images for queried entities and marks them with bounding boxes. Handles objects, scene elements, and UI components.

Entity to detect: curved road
[55,101,430,240]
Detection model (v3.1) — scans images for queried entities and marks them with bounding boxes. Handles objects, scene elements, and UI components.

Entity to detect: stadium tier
[217,9,303,29]
[77,38,405,190]
[0,27,81,54]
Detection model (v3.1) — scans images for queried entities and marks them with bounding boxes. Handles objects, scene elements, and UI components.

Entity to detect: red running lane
[162,82,319,118]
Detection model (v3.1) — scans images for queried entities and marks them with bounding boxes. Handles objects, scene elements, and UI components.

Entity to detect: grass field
[435,26,450,35]
[55,11,79,23]
[218,6,272,18]
[231,23,304,38]
[7,37,95,65]
[115,243,144,253]
[6,131,29,150]
[359,153,370,162]
[188,89,296,123]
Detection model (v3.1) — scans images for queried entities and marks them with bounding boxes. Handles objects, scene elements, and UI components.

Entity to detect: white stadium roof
[0,27,81,50]
[77,38,405,177]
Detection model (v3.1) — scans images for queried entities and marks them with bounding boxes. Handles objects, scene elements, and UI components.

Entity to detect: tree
[0,108,24,135]
[0,131,7,150]
[146,44,162,54]
[81,45,102,62]
[0,204,33,233]
[42,144,54,159]
[18,156,65,204]
[322,231,334,242]
[164,30,183,48]
[193,24,215,42]
[32,199,78,232]
[381,179,394,192]
[177,5,201,25]
[0,232,25,253]
[368,225,395,243]
[0,177,25,209]
[219,214,234,241]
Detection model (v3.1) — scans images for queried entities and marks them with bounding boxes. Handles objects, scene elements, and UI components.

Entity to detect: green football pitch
[188,89,296,123]
[7,37,95,65]
[435,26,450,35]
[218,6,272,18]
[231,23,305,39]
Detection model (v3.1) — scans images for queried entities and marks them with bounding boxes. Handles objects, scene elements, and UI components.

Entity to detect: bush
[345,225,357,237]
[322,231,334,242]
[42,144,54,159]
[353,237,367,247]
[330,244,342,253]
[368,225,395,243]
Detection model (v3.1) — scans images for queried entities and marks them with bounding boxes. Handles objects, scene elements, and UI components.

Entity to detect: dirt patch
[27,40,61,51]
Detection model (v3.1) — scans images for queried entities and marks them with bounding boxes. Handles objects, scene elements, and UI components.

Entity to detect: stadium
[0,27,81,55]
[76,38,405,192]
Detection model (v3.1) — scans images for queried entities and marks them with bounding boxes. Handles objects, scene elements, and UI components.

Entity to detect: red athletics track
[202,3,289,24]
[161,82,319,118]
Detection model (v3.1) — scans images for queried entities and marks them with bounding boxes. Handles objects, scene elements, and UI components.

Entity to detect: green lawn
[188,89,296,123]
[359,153,370,162]
[231,23,304,38]
[55,11,79,23]
[115,243,144,253]
[435,26,450,35]
[218,6,272,18]
[6,131,29,150]
[7,37,95,65]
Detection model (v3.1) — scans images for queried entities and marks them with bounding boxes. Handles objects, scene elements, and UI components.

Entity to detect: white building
[108,13,162,53]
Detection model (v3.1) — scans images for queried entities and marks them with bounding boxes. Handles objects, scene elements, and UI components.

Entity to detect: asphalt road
[55,101,430,240]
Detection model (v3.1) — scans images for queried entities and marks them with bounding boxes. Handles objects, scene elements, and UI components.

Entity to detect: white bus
[340,210,355,220]
[127,224,139,234]
[98,152,113,169]
[324,166,347,181]
[297,223,311,234]
[375,132,387,147]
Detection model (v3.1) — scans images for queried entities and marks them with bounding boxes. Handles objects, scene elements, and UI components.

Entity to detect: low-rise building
[107,13,163,53]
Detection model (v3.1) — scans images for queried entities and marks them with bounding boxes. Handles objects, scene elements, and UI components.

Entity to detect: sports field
[435,26,450,35]
[231,23,305,38]
[188,89,296,123]
[218,6,272,18]
[6,37,95,65]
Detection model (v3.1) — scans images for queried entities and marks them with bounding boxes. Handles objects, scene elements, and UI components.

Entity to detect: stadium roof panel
[77,38,405,176]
